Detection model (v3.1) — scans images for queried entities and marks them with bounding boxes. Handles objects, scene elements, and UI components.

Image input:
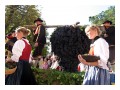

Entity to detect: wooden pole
[24,25,114,29]
[24,25,77,28]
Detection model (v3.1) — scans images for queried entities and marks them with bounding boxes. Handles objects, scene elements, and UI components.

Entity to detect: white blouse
[90,38,109,70]
[11,39,32,63]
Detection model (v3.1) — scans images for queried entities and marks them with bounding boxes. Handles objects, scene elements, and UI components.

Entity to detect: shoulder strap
[22,39,27,45]
[36,25,41,42]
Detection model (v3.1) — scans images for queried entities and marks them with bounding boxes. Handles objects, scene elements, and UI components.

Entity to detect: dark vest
[33,25,46,45]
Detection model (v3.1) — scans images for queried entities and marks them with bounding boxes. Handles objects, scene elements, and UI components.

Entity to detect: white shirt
[11,39,32,63]
[91,38,109,70]
[50,60,59,69]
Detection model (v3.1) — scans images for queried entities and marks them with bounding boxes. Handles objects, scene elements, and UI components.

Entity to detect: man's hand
[104,34,108,37]
[34,42,38,47]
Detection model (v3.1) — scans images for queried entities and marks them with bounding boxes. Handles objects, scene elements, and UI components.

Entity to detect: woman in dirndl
[5,27,37,85]
[78,25,110,85]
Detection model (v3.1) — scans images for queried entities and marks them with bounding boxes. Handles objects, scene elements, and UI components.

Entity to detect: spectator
[47,57,52,68]
[103,20,115,45]
[5,31,17,52]
[42,58,48,69]
[50,54,59,69]
[38,56,44,69]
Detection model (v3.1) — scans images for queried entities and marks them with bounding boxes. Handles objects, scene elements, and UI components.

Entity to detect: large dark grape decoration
[50,25,90,72]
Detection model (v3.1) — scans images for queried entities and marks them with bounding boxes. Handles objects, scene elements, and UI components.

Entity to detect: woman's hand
[5,58,13,63]
[78,54,87,65]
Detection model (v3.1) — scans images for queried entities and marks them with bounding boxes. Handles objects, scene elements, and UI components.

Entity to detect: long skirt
[83,66,110,85]
[5,60,37,85]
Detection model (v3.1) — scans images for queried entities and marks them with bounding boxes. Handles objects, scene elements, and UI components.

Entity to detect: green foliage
[32,67,85,85]
[89,6,115,25]
[5,5,49,56]
[79,25,87,31]
[5,5,41,34]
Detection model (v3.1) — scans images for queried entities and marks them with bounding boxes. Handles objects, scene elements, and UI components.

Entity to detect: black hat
[34,18,43,23]
[103,20,112,25]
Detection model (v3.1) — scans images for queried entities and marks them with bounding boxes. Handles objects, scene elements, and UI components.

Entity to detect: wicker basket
[5,67,17,75]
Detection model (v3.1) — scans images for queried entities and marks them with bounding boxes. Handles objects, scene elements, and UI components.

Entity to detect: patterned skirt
[83,66,110,85]
[5,60,37,85]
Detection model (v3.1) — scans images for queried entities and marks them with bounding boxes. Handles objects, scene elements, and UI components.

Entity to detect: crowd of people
[31,53,62,71]
[5,18,115,85]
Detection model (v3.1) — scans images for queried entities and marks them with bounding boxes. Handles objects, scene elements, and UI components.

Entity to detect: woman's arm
[95,38,109,66]
[11,40,25,62]
[78,54,99,66]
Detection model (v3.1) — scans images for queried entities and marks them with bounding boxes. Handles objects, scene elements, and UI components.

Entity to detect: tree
[89,6,115,25]
[5,5,41,34]
[5,5,49,56]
